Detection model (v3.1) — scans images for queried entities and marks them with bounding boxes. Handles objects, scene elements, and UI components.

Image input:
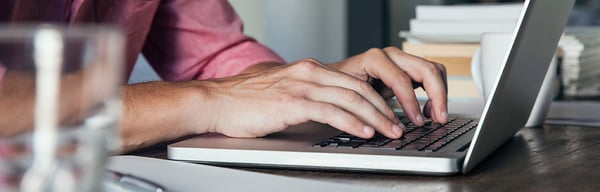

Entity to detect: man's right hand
[199,59,404,140]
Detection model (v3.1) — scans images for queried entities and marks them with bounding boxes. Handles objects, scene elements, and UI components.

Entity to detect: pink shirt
[0,0,284,90]
[139,0,284,81]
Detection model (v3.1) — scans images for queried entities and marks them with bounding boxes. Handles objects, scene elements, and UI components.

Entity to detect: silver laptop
[168,0,574,175]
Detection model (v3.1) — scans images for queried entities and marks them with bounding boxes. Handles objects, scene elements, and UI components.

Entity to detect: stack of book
[400,3,523,99]
[405,3,522,44]
[559,27,600,99]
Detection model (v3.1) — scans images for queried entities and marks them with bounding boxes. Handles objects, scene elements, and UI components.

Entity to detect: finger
[423,99,433,118]
[318,74,400,125]
[298,100,375,139]
[359,49,425,126]
[286,59,399,125]
[382,47,448,124]
[418,63,448,123]
[301,83,403,138]
[417,63,448,123]
[433,63,448,122]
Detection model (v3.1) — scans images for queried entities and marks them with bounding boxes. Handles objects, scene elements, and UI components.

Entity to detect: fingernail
[363,126,374,136]
[440,111,448,121]
[392,124,403,137]
[416,114,424,124]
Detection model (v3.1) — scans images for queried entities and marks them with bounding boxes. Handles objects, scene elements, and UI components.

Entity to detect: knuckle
[356,80,374,93]
[383,46,406,55]
[436,63,447,72]
[317,103,339,116]
[292,59,323,73]
[277,93,301,105]
[341,89,363,104]
[366,48,384,56]
[422,62,441,76]
[301,58,322,64]
[382,46,398,52]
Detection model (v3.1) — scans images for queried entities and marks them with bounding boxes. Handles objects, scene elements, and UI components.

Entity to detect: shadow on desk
[128,125,600,192]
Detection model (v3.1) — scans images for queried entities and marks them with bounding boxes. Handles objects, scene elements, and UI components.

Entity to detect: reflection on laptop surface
[168,0,575,175]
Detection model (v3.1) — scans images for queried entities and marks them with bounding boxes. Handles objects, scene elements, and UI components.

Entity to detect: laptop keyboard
[313,116,478,152]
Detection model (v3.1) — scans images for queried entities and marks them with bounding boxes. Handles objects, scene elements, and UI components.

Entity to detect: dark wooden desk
[131,125,600,192]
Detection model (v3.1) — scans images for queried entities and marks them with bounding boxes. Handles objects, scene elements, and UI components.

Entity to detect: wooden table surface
[130,124,600,192]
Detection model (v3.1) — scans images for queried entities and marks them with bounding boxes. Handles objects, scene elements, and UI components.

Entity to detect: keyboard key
[337,133,355,138]
[409,130,429,135]
[400,141,429,150]
[350,138,368,143]
[361,137,392,147]
[337,141,364,148]
[313,141,330,147]
[400,143,422,150]
[372,140,407,150]
[333,136,351,142]
[425,141,447,151]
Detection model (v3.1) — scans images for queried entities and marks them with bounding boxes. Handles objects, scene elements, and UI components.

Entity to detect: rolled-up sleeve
[142,0,284,81]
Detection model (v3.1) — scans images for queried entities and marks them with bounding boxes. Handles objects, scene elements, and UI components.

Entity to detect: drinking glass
[0,25,124,192]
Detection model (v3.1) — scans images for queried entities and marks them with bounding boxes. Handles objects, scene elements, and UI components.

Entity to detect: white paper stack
[402,3,523,43]
[559,27,600,98]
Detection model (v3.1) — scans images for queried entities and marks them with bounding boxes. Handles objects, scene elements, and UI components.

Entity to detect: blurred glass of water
[0,25,124,192]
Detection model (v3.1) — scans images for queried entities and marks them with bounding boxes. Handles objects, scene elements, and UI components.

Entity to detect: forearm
[119,81,214,152]
[0,72,36,135]
[0,70,112,136]
[0,75,214,152]
[240,62,285,74]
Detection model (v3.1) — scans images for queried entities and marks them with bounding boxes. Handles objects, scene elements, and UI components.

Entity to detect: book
[402,42,479,58]
[414,77,482,100]
[402,42,481,98]
[559,27,600,99]
[409,19,517,36]
[406,3,522,43]
[400,31,482,44]
[402,42,479,76]
[415,3,523,21]
[425,57,472,76]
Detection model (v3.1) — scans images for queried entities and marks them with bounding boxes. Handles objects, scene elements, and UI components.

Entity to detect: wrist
[186,80,222,135]
[120,81,216,145]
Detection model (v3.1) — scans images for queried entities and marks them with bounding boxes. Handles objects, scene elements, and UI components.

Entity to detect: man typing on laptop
[168,0,574,174]
[0,0,448,152]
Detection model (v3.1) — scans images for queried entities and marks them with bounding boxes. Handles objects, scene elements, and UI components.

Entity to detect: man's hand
[199,47,448,139]
[330,47,448,126]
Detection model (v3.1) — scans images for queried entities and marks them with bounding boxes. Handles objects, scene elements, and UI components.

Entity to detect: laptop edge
[462,0,575,173]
